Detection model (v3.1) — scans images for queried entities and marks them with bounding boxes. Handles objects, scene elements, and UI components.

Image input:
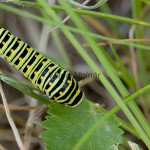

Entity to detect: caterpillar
[0,28,84,106]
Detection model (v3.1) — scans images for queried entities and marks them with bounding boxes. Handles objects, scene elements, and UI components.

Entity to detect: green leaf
[0,71,50,105]
[41,100,123,150]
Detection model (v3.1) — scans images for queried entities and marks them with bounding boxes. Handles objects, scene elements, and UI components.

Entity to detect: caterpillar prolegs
[0,28,84,106]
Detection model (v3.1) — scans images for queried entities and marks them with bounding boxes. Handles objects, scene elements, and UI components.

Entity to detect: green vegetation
[0,0,150,149]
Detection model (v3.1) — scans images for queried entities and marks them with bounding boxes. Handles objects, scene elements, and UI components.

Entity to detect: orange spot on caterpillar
[67,80,71,83]
[59,91,63,95]
[11,49,14,53]
[49,82,52,86]
[2,41,5,45]
[27,65,30,69]
[5,56,8,59]
[45,89,48,93]
[34,71,38,75]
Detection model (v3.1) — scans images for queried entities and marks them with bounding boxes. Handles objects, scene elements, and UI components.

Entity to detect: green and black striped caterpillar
[0,28,83,106]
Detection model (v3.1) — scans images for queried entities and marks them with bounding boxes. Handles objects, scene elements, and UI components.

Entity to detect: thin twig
[129,25,150,120]
[24,103,47,149]
[82,38,150,47]
[0,145,6,150]
[0,82,26,150]
[49,0,91,32]
[0,104,37,111]
[68,0,108,9]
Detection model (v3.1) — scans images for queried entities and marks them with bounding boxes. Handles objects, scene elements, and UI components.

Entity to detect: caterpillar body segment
[0,28,84,106]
